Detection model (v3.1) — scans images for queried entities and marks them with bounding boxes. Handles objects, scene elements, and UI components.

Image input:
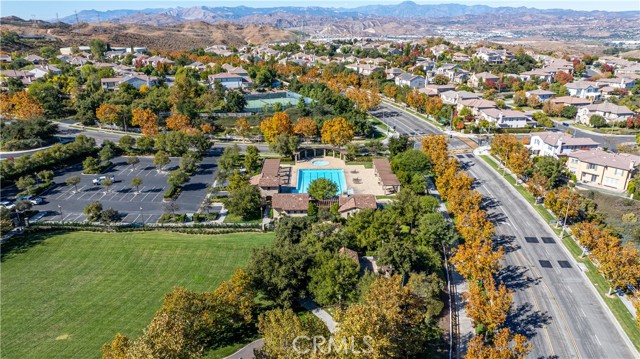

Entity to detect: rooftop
[568,149,640,170]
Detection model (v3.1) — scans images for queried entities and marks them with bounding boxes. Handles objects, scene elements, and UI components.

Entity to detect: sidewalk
[300,298,337,333]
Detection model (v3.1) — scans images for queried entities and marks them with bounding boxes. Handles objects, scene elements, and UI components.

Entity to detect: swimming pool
[295,169,347,195]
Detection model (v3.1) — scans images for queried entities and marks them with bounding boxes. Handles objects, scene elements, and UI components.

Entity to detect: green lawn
[223,214,263,223]
[479,155,640,351]
[571,123,640,135]
[1,231,273,359]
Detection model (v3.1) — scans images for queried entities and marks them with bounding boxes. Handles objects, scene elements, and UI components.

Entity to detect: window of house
[604,177,619,187]
[587,163,597,170]
[570,158,578,164]
[534,139,540,145]
[614,168,624,177]
[590,174,598,182]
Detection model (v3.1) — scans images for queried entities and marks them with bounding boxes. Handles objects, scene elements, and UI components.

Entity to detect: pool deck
[282,156,386,196]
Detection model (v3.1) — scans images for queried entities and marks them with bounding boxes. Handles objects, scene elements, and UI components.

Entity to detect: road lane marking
[594,335,601,346]
[581,308,586,317]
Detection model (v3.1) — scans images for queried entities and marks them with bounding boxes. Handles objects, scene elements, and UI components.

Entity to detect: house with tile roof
[567,149,640,192]
[338,194,377,218]
[577,102,635,125]
[271,193,310,218]
[528,131,600,158]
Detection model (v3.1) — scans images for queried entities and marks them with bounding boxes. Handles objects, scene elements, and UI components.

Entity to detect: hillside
[0,19,296,51]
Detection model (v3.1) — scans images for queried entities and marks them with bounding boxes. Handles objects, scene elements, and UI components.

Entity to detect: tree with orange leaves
[406,89,426,111]
[293,117,317,142]
[595,240,639,295]
[571,221,609,256]
[383,84,398,100]
[131,107,159,137]
[165,113,191,132]
[455,209,495,244]
[466,327,532,359]
[200,123,214,134]
[425,96,443,116]
[554,71,574,85]
[452,239,504,284]
[448,188,483,217]
[421,134,450,176]
[96,104,123,128]
[235,117,251,141]
[345,87,381,112]
[544,187,580,221]
[1,92,45,120]
[464,278,512,335]
[259,111,292,144]
[321,117,355,147]
[526,172,548,201]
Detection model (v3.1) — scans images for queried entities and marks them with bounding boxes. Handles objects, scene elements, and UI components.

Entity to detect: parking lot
[29,153,217,224]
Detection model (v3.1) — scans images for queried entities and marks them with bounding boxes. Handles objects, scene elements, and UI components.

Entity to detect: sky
[1,0,638,20]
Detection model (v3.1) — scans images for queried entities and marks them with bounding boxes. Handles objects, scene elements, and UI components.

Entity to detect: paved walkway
[300,298,337,333]
[224,339,264,359]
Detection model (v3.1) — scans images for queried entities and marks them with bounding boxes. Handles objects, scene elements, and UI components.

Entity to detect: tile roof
[532,131,600,147]
[372,159,401,186]
[338,194,377,213]
[568,149,640,170]
[584,102,635,115]
[272,193,309,211]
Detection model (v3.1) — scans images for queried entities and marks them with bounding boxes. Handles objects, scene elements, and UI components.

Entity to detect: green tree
[127,156,140,170]
[153,151,170,171]
[589,115,607,128]
[167,169,190,188]
[100,208,120,225]
[225,183,261,220]
[309,252,360,306]
[136,136,155,153]
[119,135,136,152]
[83,157,101,174]
[532,156,568,189]
[16,175,36,195]
[244,145,261,174]
[269,134,300,159]
[388,135,413,157]
[36,170,54,183]
[224,90,247,112]
[84,201,103,221]
[307,178,339,200]
[131,177,143,193]
[90,39,108,59]
[247,243,313,307]
[28,82,65,118]
[99,145,115,162]
[65,175,81,192]
[101,178,113,193]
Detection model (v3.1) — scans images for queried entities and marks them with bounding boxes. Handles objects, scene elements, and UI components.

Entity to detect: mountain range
[58,1,638,24]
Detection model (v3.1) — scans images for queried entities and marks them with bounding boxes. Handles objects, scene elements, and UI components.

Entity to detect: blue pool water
[311,160,329,166]
[295,169,347,194]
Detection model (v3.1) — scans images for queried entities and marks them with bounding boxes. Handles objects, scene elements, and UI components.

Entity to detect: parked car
[0,201,15,210]
[15,196,43,205]
[93,175,115,185]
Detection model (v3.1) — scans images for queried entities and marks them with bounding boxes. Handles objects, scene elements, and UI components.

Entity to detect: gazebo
[294,146,350,162]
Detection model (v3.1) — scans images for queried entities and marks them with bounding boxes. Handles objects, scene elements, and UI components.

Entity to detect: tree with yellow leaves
[234,117,251,141]
[465,278,512,335]
[293,117,317,142]
[421,134,450,177]
[200,123,214,134]
[165,113,191,132]
[96,104,123,128]
[452,239,504,284]
[571,221,609,256]
[345,87,381,112]
[466,327,532,359]
[596,241,640,295]
[131,107,159,137]
[406,89,426,111]
[425,96,443,116]
[544,187,580,221]
[321,117,355,147]
[456,209,495,244]
[448,188,483,217]
[259,111,292,144]
[526,172,548,201]
[1,92,45,120]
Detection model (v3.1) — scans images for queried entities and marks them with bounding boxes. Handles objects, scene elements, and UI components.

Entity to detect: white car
[0,201,15,210]
[93,175,115,185]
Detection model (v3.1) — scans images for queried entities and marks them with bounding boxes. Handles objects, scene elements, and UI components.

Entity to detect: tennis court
[245,91,313,112]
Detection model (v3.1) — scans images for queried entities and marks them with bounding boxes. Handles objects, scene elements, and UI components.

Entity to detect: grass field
[1,231,273,359]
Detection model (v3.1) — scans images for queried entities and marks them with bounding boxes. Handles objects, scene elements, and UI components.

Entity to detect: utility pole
[74,10,79,24]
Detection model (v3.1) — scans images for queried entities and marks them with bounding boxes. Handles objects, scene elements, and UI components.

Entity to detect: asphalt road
[552,121,636,150]
[370,102,471,151]
[382,104,637,358]
[458,154,636,359]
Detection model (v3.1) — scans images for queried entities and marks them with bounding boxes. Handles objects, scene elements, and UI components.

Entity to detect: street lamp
[58,205,63,222]
[140,206,144,226]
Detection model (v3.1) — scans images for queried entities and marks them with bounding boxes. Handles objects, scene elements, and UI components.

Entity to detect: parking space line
[117,165,132,176]
[55,186,76,200]
[140,188,154,201]
[151,187,165,201]
[73,214,84,222]
[75,188,97,200]
[63,213,75,221]
[129,186,146,201]
[130,214,141,223]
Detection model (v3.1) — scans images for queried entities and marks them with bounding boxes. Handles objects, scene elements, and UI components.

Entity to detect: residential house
[457,98,497,115]
[338,194,378,218]
[271,193,309,218]
[567,149,640,192]
[452,52,470,63]
[595,77,636,90]
[0,70,35,85]
[0,54,12,63]
[566,81,601,100]
[395,73,425,89]
[142,56,175,68]
[24,54,47,64]
[419,84,456,97]
[68,56,90,66]
[479,108,530,128]
[28,65,62,79]
[101,74,158,91]
[520,69,555,83]
[528,131,600,157]
[208,72,252,89]
[525,89,556,101]
[346,64,384,76]
[430,44,450,57]
[440,90,480,105]
[385,67,403,80]
[435,64,468,83]
[474,47,513,64]
[577,102,635,125]
[551,96,591,107]
[469,72,499,88]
